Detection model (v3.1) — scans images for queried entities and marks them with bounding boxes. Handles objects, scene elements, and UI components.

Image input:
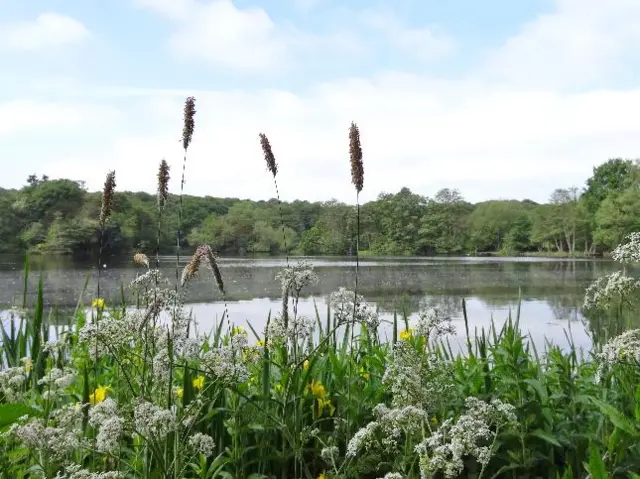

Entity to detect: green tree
[418,189,473,254]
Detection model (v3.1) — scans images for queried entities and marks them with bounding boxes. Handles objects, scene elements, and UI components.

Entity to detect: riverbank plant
[1,98,640,479]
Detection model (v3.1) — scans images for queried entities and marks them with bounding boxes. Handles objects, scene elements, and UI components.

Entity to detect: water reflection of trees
[0,258,625,312]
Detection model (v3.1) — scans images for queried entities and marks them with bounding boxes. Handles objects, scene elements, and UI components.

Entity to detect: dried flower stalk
[182,97,196,151]
[349,122,363,193]
[182,248,204,287]
[99,171,116,228]
[259,133,278,177]
[182,245,224,295]
[133,253,150,268]
[157,159,170,211]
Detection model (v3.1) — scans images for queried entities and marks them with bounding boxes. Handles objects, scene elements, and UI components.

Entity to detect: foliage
[1,158,639,257]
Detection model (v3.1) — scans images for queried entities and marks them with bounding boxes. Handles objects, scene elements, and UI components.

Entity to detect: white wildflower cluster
[382,341,453,410]
[188,432,216,457]
[416,397,517,478]
[201,344,249,385]
[38,367,76,398]
[329,287,380,330]
[11,404,84,461]
[611,232,640,264]
[54,464,121,479]
[267,314,316,345]
[321,445,339,463]
[89,398,124,454]
[81,269,198,389]
[133,400,176,439]
[130,268,165,289]
[414,308,455,340]
[594,329,640,383]
[346,404,429,458]
[276,260,319,297]
[79,316,138,360]
[0,365,27,402]
[378,473,404,479]
[583,271,640,311]
[43,338,67,355]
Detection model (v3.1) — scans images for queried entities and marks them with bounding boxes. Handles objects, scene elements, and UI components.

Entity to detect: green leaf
[590,397,638,436]
[585,442,608,479]
[531,429,561,447]
[0,403,32,430]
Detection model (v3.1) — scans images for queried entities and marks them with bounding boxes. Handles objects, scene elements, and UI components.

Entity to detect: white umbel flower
[188,432,216,457]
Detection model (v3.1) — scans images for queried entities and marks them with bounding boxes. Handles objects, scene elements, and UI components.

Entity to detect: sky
[1,0,640,204]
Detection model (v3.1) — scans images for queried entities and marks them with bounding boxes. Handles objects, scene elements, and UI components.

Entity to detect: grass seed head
[349,122,364,194]
[99,170,116,228]
[182,96,196,151]
[182,248,204,287]
[133,253,149,267]
[157,159,170,211]
[259,133,278,177]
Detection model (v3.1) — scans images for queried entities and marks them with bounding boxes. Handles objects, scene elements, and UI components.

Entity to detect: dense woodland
[0,158,638,257]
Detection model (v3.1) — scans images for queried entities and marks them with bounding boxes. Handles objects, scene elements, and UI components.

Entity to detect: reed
[156,158,170,270]
[176,96,196,288]
[97,170,116,300]
[259,132,289,267]
[347,121,363,438]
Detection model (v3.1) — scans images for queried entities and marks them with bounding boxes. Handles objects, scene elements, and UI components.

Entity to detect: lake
[0,254,626,352]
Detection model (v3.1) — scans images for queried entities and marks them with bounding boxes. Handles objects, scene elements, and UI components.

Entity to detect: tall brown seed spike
[99,170,116,228]
[349,122,363,193]
[182,96,196,151]
[259,133,278,177]
[157,159,170,210]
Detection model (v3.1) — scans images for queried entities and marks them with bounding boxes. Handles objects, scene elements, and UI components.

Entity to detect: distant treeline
[0,158,638,257]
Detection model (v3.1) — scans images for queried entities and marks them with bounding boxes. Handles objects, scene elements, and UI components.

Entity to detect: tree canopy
[1,158,638,257]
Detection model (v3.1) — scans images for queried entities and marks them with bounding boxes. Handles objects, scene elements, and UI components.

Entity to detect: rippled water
[0,254,626,351]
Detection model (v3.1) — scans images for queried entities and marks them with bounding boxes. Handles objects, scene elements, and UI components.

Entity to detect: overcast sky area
[1,0,639,204]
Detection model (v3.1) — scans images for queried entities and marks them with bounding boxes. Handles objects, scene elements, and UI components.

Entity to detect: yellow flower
[317,397,335,416]
[231,326,246,336]
[399,328,413,341]
[318,473,328,479]
[308,380,326,399]
[192,375,205,391]
[91,298,105,309]
[256,339,265,348]
[89,385,111,405]
[359,366,370,380]
[21,357,32,373]
[176,387,184,399]
[303,360,310,372]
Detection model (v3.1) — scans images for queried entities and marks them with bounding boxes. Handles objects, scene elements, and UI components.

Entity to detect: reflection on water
[0,254,630,352]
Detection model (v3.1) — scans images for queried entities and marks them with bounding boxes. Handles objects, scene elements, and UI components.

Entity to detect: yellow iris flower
[399,328,413,341]
[89,385,111,405]
[192,375,205,391]
[91,298,105,309]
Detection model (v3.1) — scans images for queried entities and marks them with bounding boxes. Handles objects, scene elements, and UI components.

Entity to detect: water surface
[0,254,625,352]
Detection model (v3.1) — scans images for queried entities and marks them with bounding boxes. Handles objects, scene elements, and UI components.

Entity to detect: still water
[0,254,625,352]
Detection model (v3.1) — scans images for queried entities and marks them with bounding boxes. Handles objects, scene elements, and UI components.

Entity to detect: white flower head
[188,432,216,457]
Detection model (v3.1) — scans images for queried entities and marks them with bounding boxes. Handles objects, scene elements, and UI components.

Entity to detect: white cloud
[168,1,286,71]
[136,0,452,71]
[0,100,118,137]
[4,76,640,203]
[0,13,89,52]
[482,0,640,88]
[4,0,640,202]
[360,8,456,59]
